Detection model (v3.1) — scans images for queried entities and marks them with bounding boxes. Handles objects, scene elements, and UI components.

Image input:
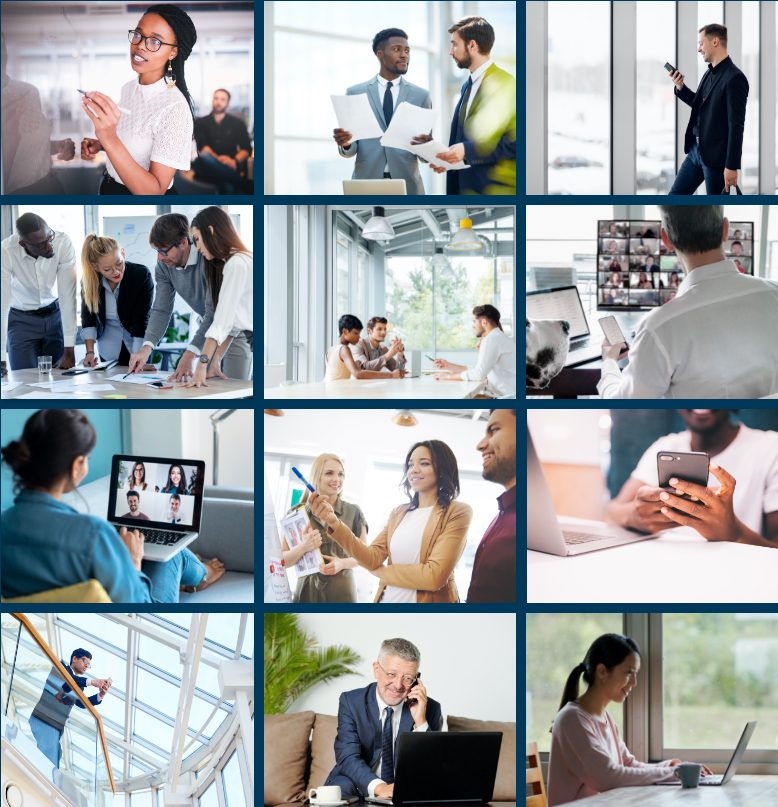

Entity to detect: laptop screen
[107,455,206,532]
[526,286,590,340]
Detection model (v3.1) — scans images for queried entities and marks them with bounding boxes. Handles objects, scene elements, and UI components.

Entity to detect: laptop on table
[526,286,603,367]
[366,731,502,806]
[527,428,661,555]
[107,455,205,562]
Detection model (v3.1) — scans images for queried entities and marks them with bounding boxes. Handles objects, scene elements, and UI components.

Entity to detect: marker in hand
[78,89,131,115]
[292,466,315,493]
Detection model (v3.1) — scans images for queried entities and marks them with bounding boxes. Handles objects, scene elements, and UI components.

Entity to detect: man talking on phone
[325,638,443,800]
[668,24,748,195]
[606,410,778,548]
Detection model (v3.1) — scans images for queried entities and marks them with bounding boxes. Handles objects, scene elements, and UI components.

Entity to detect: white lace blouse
[104,77,193,189]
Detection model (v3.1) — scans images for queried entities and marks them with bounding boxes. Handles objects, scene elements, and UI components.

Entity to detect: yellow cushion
[2,579,112,603]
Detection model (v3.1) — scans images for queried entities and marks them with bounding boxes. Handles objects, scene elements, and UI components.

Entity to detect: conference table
[560,776,777,805]
[264,376,488,400]
[528,520,778,603]
[1,367,253,400]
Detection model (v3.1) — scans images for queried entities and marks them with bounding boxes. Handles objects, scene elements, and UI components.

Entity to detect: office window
[198,782,219,807]
[221,751,247,807]
[130,792,152,807]
[659,614,778,752]
[696,3,724,82]
[768,206,778,280]
[635,2,676,194]
[740,2,760,194]
[356,247,369,324]
[526,613,625,753]
[335,231,351,321]
[547,1,611,194]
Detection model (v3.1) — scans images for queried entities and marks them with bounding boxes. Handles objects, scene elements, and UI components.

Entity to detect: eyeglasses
[154,243,178,257]
[376,660,417,688]
[128,29,176,52]
[22,230,55,249]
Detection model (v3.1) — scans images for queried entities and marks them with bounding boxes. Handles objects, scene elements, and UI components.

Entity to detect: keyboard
[114,525,184,545]
[562,530,609,545]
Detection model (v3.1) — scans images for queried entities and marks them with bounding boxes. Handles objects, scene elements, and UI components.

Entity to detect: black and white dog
[526,318,570,389]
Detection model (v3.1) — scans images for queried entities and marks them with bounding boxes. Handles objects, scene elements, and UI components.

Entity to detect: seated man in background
[324,314,405,381]
[598,205,778,398]
[193,89,253,194]
[433,304,515,397]
[606,409,778,547]
[352,316,406,372]
[325,638,443,800]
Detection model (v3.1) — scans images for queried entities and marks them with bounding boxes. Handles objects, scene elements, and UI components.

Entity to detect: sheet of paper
[380,102,435,149]
[29,379,91,389]
[107,373,168,385]
[15,391,64,399]
[74,384,115,393]
[407,139,469,170]
[0,381,24,391]
[330,94,383,141]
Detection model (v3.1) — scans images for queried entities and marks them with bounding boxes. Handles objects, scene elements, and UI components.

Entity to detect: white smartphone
[599,315,628,347]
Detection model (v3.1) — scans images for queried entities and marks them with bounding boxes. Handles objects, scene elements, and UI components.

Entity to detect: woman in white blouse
[186,206,253,387]
[80,4,197,195]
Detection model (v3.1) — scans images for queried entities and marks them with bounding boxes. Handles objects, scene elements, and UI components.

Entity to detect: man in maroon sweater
[467,409,516,602]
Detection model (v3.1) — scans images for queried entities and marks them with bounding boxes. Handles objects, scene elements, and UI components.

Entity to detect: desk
[264,376,487,400]
[562,776,777,806]
[1,367,253,400]
[528,521,778,603]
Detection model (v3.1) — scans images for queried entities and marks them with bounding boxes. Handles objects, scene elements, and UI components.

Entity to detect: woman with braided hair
[80,4,197,195]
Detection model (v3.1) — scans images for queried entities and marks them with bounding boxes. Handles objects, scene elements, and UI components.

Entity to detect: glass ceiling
[1,613,253,791]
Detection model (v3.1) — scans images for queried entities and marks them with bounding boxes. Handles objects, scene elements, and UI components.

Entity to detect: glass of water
[37,355,52,374]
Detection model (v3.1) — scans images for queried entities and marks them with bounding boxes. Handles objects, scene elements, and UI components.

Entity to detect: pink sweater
[547,702,675,806]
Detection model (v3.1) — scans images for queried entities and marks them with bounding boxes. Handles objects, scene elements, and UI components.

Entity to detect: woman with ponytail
[547,633,708,805]
[80,4,197,195]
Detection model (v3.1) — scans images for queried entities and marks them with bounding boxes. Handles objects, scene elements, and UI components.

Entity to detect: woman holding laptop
[0,409,223,603]
[308,439,472,603]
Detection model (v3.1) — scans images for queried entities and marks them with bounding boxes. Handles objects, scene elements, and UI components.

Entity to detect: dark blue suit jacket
[325,682,444,797]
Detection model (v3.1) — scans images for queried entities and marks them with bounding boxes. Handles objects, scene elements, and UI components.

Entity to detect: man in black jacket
[668,24,748,195]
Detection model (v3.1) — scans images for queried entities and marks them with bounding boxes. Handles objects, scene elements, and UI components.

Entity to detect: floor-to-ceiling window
[740,1,760,194]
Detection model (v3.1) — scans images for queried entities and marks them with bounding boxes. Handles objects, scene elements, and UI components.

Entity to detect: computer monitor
[596,219,753,310]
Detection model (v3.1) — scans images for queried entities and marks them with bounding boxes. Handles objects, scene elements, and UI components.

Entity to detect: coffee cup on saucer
[308,785,342,804]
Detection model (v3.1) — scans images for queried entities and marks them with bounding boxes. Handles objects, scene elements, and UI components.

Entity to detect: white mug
[308,786,341,803]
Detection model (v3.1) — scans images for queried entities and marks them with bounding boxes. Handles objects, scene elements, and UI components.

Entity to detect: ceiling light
[430,247,451,271]
[445,217,484,253]
[362,206,395,242]
[391,409,418,427]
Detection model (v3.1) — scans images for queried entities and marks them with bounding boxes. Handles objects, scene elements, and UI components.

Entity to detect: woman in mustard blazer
[308,440,472,603]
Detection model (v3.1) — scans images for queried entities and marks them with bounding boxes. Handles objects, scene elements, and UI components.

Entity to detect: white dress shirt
[376,74,401,173]
[465,59,493,118]
[204,252,253,345]
[461,327,516,397]
[367,687,428,798]
[1,231,77,361]
[105,78,193,189]
[598,259,778,398]
[80,277,144,362]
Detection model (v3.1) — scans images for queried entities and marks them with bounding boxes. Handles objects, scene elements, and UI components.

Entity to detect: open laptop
[658,721,757,786]
[527,428,661,555]
[343,179,407,195]
[366,732,502,806]
[526,286,602,367]
[107,455,206,562]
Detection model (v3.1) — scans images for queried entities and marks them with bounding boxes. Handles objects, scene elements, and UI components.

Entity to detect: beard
[483,455,512,485]
[454,53,472,69]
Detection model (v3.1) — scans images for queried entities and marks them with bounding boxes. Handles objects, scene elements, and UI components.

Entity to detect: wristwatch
[198,354,210,364]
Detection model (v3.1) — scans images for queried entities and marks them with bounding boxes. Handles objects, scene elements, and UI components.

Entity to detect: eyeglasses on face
[22,230,55,248]
[376,660,417,688]
[128,29,176,52]
[154,243,179,257]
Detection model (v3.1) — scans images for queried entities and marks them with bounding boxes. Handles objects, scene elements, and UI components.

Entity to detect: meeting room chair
[526,741,547,807]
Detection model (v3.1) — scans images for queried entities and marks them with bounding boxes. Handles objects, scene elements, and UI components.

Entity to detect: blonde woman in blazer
[308,440,472,603]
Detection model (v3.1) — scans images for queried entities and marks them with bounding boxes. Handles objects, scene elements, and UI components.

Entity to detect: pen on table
[78,89,131,115]
[291,466,315,493]
[425,354,436,362]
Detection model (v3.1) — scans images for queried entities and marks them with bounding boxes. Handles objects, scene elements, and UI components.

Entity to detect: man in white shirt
[434,304,516,397]
[598,205,778,398]
[1,212,77,370]
[607,409,778,547]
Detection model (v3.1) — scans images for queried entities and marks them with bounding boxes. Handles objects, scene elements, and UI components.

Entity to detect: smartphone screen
[599,316,627,346]
[656,451,709,501]
[664,61,676,73]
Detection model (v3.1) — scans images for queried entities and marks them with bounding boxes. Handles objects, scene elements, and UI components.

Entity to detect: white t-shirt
[105,78,193,188]
[631,425,778,535]
[381,506,433,603]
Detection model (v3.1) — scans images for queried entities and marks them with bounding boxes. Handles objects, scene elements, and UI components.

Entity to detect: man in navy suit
[325,638,443,800]
[669,24,749,195]
[425,17,515,195]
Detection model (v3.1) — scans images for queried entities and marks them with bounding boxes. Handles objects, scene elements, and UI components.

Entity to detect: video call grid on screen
[109,457,204,528]
[597,220,753,310]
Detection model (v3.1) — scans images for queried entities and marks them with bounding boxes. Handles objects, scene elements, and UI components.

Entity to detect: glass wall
[740,1,760,194]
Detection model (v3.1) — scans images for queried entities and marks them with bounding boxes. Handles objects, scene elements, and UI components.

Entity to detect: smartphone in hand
[664,62,676,73]
[657,451,709,501]
[599,315,628,349]
[406,672,420,705]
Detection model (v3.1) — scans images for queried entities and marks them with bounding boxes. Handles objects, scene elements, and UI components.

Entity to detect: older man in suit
[325,638,443,800]
[668,23,749,195]
[333,29,431,195]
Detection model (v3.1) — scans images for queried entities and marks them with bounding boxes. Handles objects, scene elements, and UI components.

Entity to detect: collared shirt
[376,75,401,173]
[1,231,77,361]
[351,336,400,371]
[31,662,102,730]
[80,277,144,362]
[105,78,193,188]
[204,252,253,345]
[598,259,778,398]
[466,58,494,117]
[461,327,516,397]
[194,111,251,157]
[466,486,516,603]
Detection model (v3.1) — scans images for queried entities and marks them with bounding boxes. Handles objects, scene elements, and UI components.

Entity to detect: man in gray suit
[333,28,431,195]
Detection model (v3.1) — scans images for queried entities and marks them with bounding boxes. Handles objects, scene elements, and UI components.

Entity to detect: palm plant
[264,613,361,714]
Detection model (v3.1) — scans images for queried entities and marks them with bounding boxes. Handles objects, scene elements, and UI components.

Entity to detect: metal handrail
[9,613,116,794]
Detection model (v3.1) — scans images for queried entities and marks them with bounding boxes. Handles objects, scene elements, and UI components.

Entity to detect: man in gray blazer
[333,28,431,195]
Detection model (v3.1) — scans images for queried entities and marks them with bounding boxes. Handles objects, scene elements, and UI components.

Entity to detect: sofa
[264,711,516,807]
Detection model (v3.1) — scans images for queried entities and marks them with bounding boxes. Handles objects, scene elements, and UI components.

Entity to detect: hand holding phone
[599,316,628,348]
[406,673,420,706]
[657,451,710,502]
[664,62,685,90]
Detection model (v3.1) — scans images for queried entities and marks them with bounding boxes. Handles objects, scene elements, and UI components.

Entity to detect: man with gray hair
[598,205,778,398]
[325,638,443,799]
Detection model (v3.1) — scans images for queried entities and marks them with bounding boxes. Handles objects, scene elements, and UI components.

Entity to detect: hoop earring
[164,60,176,87]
